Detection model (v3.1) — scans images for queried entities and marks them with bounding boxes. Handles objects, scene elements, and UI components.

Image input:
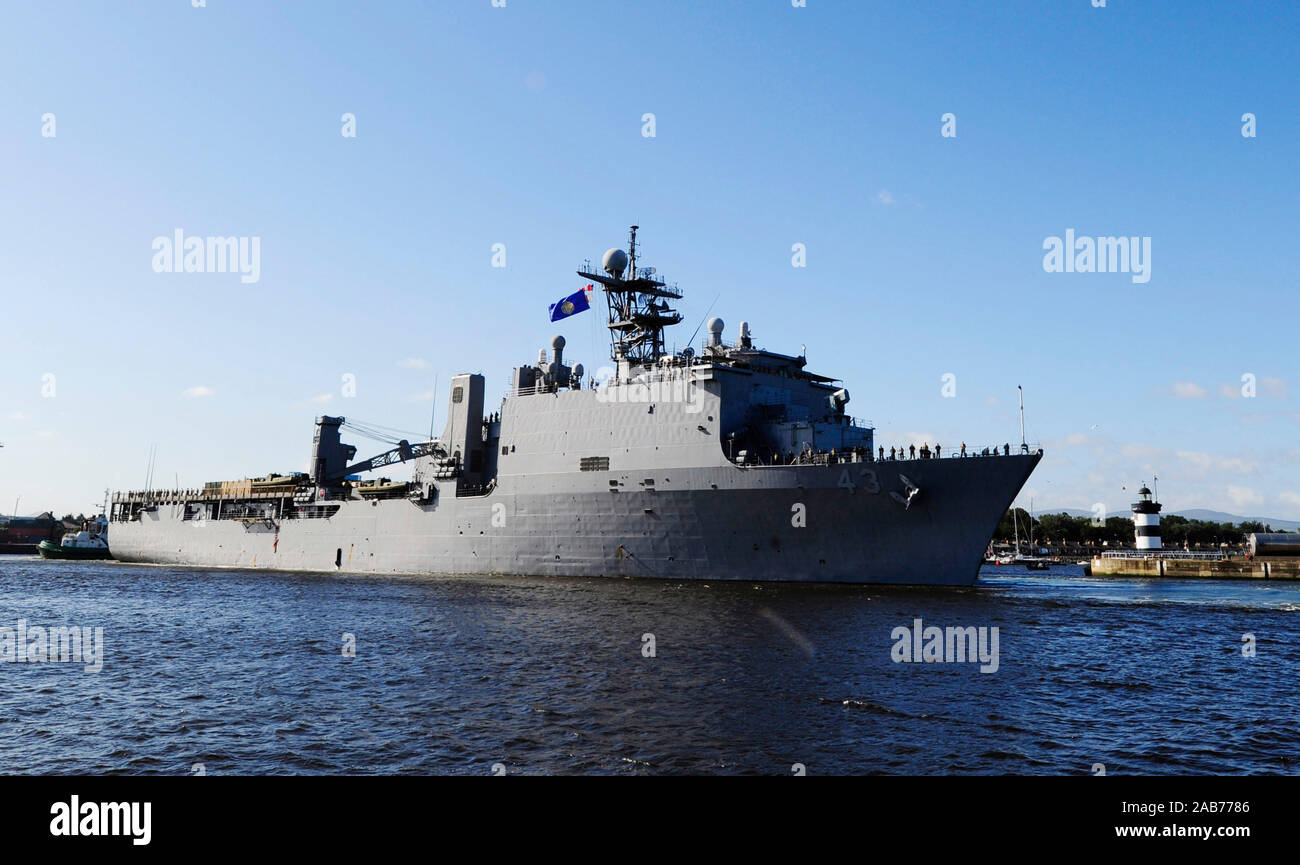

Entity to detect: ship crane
[326,439,446,484]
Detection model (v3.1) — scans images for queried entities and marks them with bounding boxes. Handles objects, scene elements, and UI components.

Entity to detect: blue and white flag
[549,285,593,322]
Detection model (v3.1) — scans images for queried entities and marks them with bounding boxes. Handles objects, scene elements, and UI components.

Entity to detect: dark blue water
[1,557,1296,775]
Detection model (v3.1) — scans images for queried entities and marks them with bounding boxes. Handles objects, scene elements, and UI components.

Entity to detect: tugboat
[38,514,112,560]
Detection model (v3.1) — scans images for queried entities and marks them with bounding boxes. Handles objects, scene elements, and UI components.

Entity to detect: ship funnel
[707,317,725,347]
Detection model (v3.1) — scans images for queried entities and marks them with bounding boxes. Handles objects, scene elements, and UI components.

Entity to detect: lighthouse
[1131,485,1162,550]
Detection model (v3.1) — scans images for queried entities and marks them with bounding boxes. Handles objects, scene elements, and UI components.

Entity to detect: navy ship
[110,227,1041,585]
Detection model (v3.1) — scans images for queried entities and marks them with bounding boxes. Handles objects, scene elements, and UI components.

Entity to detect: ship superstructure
[111,227,1041,585]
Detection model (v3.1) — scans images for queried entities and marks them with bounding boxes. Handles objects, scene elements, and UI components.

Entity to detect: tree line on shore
[994,509,1290,550]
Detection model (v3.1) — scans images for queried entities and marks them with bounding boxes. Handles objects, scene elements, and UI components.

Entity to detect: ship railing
[938,442,1044,457]
[510,383,559,397]
[454,481,495,498]
[734,441,1042,467]
[114,487,300,504]
[1099,550,1228,560]
[287,504,341,520]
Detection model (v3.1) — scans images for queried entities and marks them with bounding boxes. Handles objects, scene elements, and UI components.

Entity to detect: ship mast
[577,225,683,367]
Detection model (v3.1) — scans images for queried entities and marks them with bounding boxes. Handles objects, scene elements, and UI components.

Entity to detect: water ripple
[0,558,1297,774]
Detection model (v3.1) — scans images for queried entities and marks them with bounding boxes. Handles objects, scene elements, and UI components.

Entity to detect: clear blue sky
[2,0,1297,520]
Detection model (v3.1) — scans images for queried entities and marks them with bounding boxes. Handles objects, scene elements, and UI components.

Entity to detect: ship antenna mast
[1018,385,1027,454]
[576,225,684,367]
[627,224,638,279]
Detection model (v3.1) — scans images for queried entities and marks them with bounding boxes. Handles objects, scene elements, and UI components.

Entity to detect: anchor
[890,474,921,510]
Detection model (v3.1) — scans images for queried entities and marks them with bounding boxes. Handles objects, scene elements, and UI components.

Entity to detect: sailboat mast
[1013,504,1020,555]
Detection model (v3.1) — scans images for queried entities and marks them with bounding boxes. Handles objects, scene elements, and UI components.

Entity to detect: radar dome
[602,248,629,277]
[706,317,725,347]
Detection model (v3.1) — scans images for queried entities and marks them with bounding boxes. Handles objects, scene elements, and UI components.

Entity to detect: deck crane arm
[326,439,445,484]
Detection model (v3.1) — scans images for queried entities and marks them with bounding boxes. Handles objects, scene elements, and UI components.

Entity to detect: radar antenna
[577,225,683,366]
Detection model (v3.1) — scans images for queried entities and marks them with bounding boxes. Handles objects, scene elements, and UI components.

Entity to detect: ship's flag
[549,286,593,322]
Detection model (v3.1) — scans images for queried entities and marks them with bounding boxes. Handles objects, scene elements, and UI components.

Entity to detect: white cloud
[1172,381,1207,399]
[1065,433,1089,446]
[875,189,894,205]
[1176,450,1257,475]
[407,390,437,402]
[1120,442,1164,460]
[308,393,334,406]
[1219,457,1258,475]
[181,385,214,399]
[398,358,432,370]
[7,411,26,421]
[1279,491,1300,508]
[1227,485,1263,509]
[1262,377,1288,398]
[36,430,57,439]
[1224,377,1287,399]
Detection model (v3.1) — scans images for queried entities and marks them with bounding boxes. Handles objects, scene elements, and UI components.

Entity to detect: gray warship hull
[111,449,1040,586]
[110,227,1043,586]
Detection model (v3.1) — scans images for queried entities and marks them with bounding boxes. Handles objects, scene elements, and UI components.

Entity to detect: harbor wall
[1091,556,1300,580]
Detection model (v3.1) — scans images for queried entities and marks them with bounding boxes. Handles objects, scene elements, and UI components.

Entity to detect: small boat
[1013,498,1051,569]
[37,515,111,560]
[355,478,411,499]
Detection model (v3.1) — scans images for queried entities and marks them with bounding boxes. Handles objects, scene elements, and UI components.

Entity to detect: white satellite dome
[706,317,725,347]
[602,248,629,277]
